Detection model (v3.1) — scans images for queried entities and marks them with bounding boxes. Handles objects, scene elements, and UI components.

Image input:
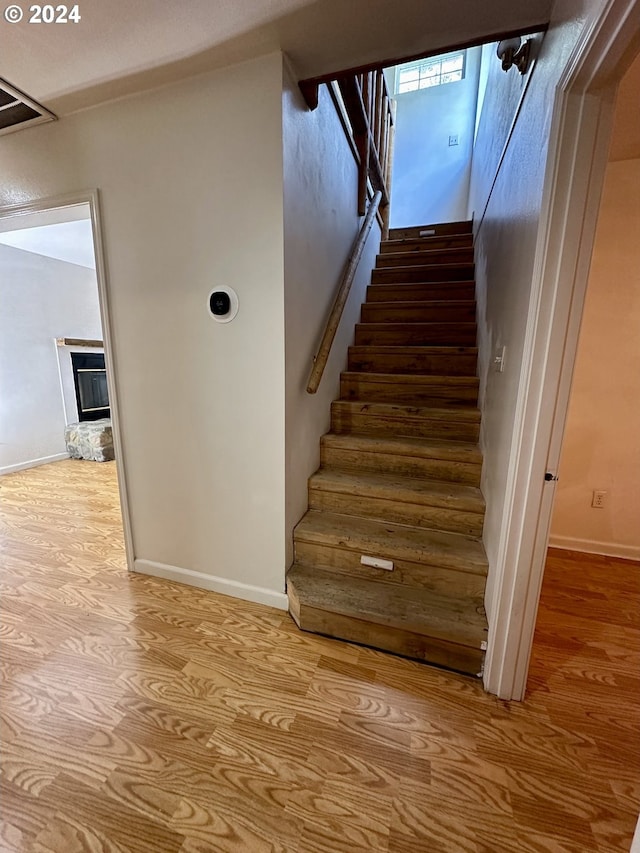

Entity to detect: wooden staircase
[287,220,488,676]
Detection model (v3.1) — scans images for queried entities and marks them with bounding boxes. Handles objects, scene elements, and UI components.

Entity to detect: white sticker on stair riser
[134,559,288,610]
[360,555,394,571]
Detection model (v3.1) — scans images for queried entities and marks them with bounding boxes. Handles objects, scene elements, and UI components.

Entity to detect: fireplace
[70,352,110,422]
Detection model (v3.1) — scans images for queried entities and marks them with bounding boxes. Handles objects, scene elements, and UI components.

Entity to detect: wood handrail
[307,191,382,394]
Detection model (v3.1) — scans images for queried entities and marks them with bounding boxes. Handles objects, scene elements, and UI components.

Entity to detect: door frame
[0,188,135,571]
[483,0,640,700]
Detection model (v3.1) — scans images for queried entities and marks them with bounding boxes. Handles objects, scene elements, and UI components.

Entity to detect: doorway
[484,0,640,701]
[527,43,640,687]
[0,193,133,570]
[548,51,640,562]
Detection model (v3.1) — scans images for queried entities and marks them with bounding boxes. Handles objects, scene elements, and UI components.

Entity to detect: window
[396,52,466,94]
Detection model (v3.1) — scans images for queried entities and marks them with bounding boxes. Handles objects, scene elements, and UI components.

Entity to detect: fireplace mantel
[56,337,103,348]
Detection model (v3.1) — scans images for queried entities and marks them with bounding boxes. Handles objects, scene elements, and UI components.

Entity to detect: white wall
[0,244,102,474]
[0,53,288,607]
[474,43,493,142]
[390,48,481,227]
[550,158,640,560]
[282,72,381,564]
[466,6,598,619]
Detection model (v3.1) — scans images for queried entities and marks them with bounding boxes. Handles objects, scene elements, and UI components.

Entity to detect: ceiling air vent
[0,78,56,136]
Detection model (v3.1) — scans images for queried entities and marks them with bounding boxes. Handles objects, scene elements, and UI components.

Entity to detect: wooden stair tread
[349,344,478,358]
[388,221,472,240]
[349,345,478,355]
[330,401,481,443]
[363,300,476,310]
[287,564,487,647]
[356,321,476,330]
[322,432,481,463]
[361,302,476,325]
[309,469,485,513]
[373,262,475,275]
[381,235,473,253]
[372,268,474,286]
[365,284,476,304]
[348,347,478,377]
[348,345,478,364]
[341,371,478,388]
[294,511,488,575]
[368,279,475,288]
[354,323,477,348]
[376,248,474,265]
[331,400,481,423]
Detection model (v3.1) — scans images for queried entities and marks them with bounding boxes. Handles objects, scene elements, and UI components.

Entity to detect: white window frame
[395,51,466,95]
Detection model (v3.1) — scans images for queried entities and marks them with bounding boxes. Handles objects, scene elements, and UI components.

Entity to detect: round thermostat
[208,286,239,323]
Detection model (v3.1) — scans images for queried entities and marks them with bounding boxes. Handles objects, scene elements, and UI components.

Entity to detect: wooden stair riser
[380,235,473,254]
[355,323,477,347]
[288,600,484,675]
[372,264,474,285]
[376,248,474,268]
[308,488,484,536]
[340,374,478,407]
[365,282,475,302]
[320,444,481,485]
[389,221,473,240]
[347,346,477,376]
[361,301,476,324]
[292,542,486,598]
[330,402,480,442]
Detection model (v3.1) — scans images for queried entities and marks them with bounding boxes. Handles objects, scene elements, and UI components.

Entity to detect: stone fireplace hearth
[65,419,114,462]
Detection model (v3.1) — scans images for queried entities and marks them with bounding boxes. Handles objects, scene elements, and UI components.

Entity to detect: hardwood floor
[1,459,638,852]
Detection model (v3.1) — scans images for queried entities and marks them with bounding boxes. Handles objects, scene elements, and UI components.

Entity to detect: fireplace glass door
[71,352,110,421]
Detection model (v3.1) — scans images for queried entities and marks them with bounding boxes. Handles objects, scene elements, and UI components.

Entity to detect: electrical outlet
[592,490,607,508]
[448,134,459,146]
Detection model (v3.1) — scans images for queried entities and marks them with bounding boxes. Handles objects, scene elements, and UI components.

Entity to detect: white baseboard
[134,558,289,610]
[548,535,640,562]
[0,452,69,476]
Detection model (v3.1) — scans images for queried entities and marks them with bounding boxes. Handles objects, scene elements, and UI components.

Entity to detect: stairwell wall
[282,63,381,565]
[0,53,289,607]
[467,1,602,621]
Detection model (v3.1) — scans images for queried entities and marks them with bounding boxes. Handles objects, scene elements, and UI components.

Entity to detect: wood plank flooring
[1,460,639,852]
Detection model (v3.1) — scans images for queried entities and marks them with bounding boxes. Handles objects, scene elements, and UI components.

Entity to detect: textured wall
[282,74,381,564]
[466,2,598,618]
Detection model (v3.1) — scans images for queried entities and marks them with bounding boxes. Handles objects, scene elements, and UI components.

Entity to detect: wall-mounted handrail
[307,190,382,394]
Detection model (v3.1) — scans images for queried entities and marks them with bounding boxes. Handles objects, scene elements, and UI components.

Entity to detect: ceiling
[0,205,94,268]
[2,0,553,115]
